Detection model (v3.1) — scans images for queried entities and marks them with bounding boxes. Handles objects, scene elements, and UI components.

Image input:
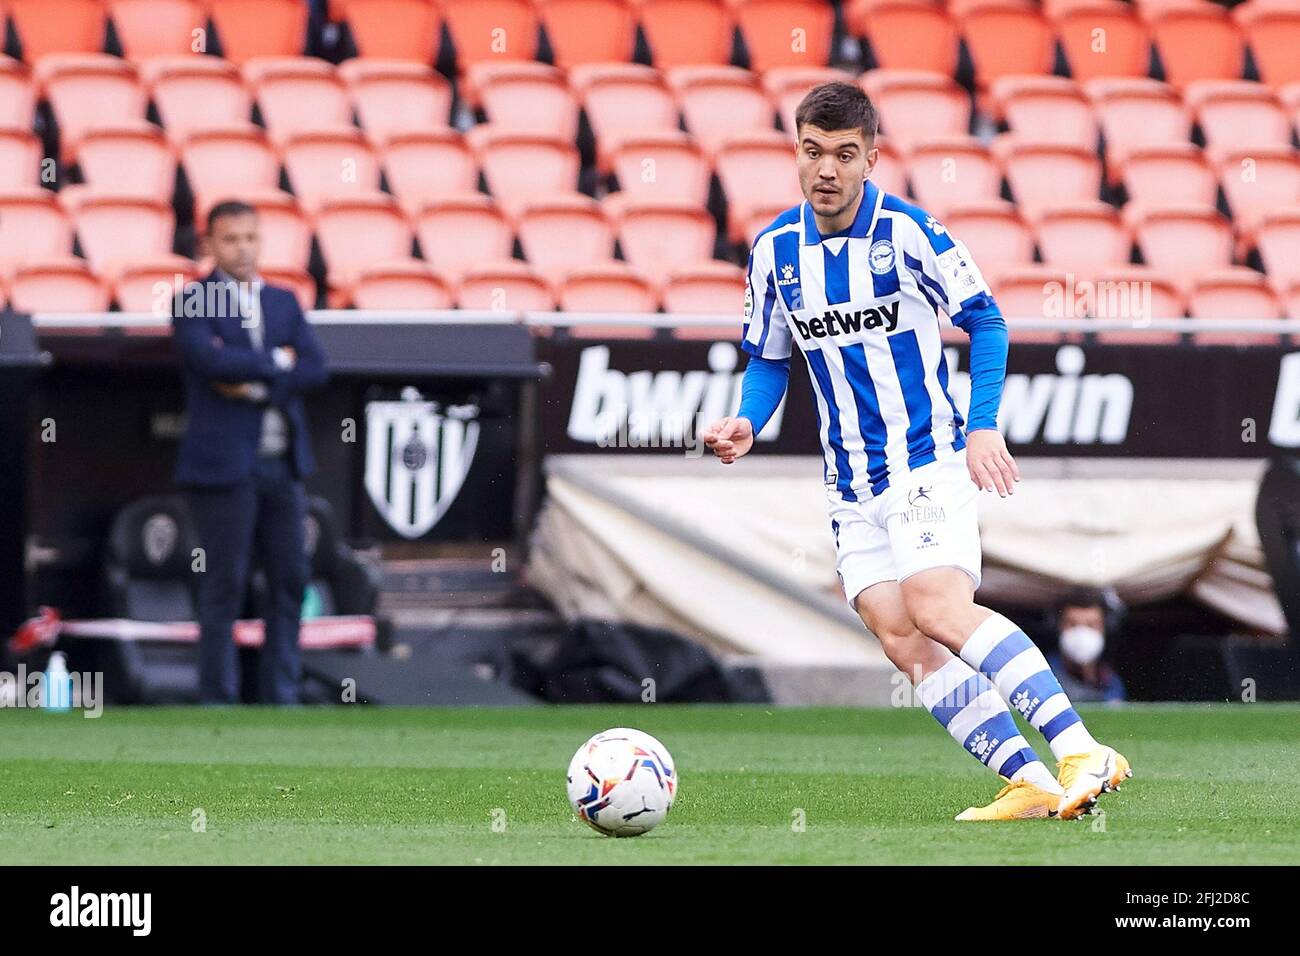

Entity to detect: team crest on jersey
[868,239,895,275]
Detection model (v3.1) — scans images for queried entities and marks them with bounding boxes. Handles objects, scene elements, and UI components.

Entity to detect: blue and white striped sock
[959,613,1099,761]
[915,658,1062,792]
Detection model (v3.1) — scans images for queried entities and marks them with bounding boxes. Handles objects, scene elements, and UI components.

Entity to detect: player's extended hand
[212,381,255,400]
[965,428,1020,497]
[702,416,755,465]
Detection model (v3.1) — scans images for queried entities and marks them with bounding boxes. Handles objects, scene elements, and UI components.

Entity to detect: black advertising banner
[536,337,1300,458]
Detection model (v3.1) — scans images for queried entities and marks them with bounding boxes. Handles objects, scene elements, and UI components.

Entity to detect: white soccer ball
[566,728,678,837]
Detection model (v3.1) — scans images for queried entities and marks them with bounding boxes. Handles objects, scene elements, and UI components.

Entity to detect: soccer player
[702,82,1131,821]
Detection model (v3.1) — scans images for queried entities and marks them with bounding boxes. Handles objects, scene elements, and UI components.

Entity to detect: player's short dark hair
[794,82,879,142]
[206,199,257,234]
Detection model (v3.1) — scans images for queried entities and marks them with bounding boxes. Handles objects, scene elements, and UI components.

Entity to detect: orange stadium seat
[763,67,857,137]
[0,191,74,272]
[192,190,312,272]
[608,131,711,206]
[516,194,615,273]
[6,0,105,60]
[1055,1,1150,82]
[381,130,478,214]
[671,66,776,155]
[1235,3,1300,90]
[944,201,1035,274]
[6,258,110,312]
[1119,144,1217,208]
[714,130,803,242]
[958,1,1055,90]
[862,70,971,154]
[559,262,659,315]
[111,254,200,314]
[0,56,36,127]
[662,260,745,318]
[610,198,717,283]
[859,1,958,75]
[1133,204,1234,287]
[1283,281,1300,323]
[207,0,308,65]
[260,267,317,310]
[0,128,41,189]
[906,137,1001,219]
[989,267,1082,343]
[441,0,539,70]
[73,123,176,202]
[1283,83,1300,140]
[412,195,514,279]
[469,127,580,216]
[1000,142,1102,217]
[1188,268,1281,345]
[37,55,148,162]
[570,65,679,169]
[1088,78,1191,173]
[538,0,637,70]
[281,128,382,210]
[1148,5,1244,89]
[338,0,442,62]
[146,57,252,144]
[349,260,454,309]
[1034,201,1130,272]
[247,57,351,144]
[470,62,579,142]
[180,125,281,216]
[313,194,414,287]
[990,76,1098,148]
[638,0,734,69]
[72,194,175,272]
[340,60,452,141]
[869,141,908,197]
[1217,147,1300,239]
[107,0,205,62]
[1187,81,1292,160]
[1090,266,1184,344]
[1256,209,1300,288]
[735,0,833,74]
[457,261,555,312]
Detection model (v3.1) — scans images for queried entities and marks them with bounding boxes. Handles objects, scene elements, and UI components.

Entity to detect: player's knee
[905,599,967,650]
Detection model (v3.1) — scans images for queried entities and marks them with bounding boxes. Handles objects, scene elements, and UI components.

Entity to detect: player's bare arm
[702,415,754,464]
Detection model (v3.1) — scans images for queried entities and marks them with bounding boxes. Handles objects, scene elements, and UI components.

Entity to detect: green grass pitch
[2,703,1297,865]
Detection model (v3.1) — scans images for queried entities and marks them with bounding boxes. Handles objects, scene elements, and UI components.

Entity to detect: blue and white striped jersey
[741,180,999,501]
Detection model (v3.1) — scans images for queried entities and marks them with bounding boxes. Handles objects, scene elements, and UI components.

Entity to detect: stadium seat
[1282,280,1300,323]
[570,65,679,169]
[868,140,908,198]
[989,267,1083,343]
[1132,204,1234,288]
[281,128,383,211]
[858,1,959,75]
[1055,1,1150,82]
[1256,208,1300,288]
[412,195,514,279]
[247,57,351,144]
[0,191,74,272]
[0,128,41,190]
[516,194,615,273]
[441,0,539,70]
[348,260,454,310]
[1034,201,1131,272]
[608,131,711,206]
[558,262,659,316]
[259,266,317,310]
[861,70,971,154]
[989,76,1098,148]
[944,200,1035,274]
[763,66,858,137]
[37,55,148,163]
[457,260,555,312]
[1217,147,1300,240]
[0,56,36,128]
[1119,143,1217,209]
[609,198,717,283]
[1000,142,1102,217]
[193,189,311,272]
[1087,78,1190,174]
[381,130,478,215]
[74,123,176,202]
[1090,266,1184,344]
[6,0,105,60]
[1234,3,1300,90]
[145,57,252,144]
[468,127,580,216]
[670,66,777,155]
[180,124,281,217]
[111,254,200,314]
[1187,81,1292,161]
[207,0,308,65]
[907,137,1001,219]
[469,62,579,142]
[662,260,745,319]
[106,0,205,62]
[313,194,414,288]
[5,257,110,312]
[735,0,833,74]
[958,0,1055,91]
[638,0,734,69]
[338,0,442,62]
[538,0,637,70]
[72,194,175,272]
[340,60,452,142]
[1148,5,1245,89]
[714,130,804,242]
[1187,267,1281,345]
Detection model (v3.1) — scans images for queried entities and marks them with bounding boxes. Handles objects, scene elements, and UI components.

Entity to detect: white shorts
[827,451,982,605]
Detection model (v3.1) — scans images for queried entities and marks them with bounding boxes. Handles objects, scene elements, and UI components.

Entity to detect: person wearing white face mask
[1047,589,1127,704]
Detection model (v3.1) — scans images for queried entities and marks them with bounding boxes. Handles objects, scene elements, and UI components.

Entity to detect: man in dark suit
[172,200,329,704]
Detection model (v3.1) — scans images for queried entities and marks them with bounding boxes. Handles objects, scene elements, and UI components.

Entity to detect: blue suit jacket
[172,273,329,487]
